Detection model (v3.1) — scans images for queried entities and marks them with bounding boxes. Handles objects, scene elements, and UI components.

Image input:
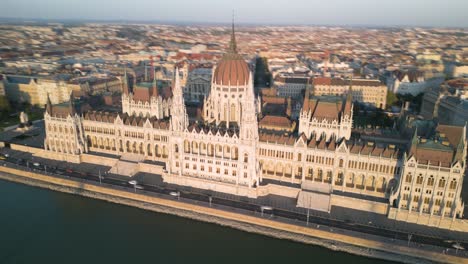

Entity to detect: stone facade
[42,25,467,228]
[184,67,212,103]
[313,77,387,109]
[3,75,81,106]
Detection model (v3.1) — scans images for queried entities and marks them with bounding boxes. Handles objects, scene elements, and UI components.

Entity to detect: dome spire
[228,11,237,53]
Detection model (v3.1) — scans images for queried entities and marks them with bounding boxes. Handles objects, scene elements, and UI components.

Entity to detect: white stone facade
[42,30,467,228]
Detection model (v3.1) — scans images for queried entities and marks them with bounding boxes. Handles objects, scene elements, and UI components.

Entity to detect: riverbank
[0,166,464,264]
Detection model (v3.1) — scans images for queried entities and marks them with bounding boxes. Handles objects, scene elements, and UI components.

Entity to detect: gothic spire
[454,124,466,163]
[228,13,237,54]
[409,127,418,156]
[170,68,188,132]
[152,69,159,97]
[68,92,76,116]
[46,93,53,115]
[346,75,353,103]
[303,80,311,112]
[122,66,130,94]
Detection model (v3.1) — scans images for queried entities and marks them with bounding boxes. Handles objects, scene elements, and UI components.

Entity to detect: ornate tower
[170,68,188,132]
[203,20,250,127]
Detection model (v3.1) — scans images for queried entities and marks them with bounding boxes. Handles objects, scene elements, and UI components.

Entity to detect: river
[0,179,395,264]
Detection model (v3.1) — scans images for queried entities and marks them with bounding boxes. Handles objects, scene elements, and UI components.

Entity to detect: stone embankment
[0,166,465,264]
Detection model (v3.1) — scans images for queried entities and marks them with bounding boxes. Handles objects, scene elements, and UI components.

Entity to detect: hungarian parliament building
[42,26,466,230]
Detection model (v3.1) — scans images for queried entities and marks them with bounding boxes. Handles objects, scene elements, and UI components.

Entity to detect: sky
[2,0,468,27]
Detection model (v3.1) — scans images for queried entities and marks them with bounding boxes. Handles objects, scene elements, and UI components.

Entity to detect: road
[0,150,467,259]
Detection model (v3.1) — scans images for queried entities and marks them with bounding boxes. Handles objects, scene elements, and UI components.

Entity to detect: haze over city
[0,1,467,264]
[2,0,468,27]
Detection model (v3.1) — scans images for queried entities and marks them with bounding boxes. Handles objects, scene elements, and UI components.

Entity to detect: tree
[0,95,11,112]
[386,91,398,107]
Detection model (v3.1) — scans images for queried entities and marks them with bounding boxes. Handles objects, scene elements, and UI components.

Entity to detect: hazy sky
[2,0,468,27]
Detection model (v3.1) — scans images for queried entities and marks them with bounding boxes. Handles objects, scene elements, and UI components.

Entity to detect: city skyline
[2,0,468,28]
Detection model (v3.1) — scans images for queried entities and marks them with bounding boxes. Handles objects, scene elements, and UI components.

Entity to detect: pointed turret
[303,81,311,112]
[454,124,466,163]
[46,93,53,115]
[347,75,353,103]
[228,15,237,54]
[240,70,259,141]
[122,67,130,94]
[152,70,159,97]
[409,127,418,156]
[68,92,76,116]
[170,68,188,132]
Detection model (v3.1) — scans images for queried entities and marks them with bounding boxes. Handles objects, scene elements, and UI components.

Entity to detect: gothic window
[230,104,236,121]
[446,200,452,208]
[339,159,344,168]
[424,197,430,204]
[184,140,190,153]
[427,176,434,186]
[438,178,446,188]
[449,179,457,190]
[416,175,423,185]
[405,173,412,183]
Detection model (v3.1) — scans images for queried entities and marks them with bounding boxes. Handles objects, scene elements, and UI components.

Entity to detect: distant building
[420,79,468,126]
[313,77,387,109]
[274,75,311,98]
[2,74,81,106]
[387,70,444,96]
[184,67,212,103]
[71,76,122,95]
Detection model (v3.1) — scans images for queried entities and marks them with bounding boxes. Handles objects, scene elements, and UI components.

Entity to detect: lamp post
[128,180,137,193]
[260,206,273,217]
[407,234,412,247]
[208,195,212,207]
[170,191,180,200]
[98,170,103,184]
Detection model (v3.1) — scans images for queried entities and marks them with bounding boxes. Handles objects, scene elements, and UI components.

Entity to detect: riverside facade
[42,25,466,229]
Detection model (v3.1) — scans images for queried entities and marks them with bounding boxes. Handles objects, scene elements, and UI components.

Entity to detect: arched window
[244,153,248,163]
[438,178,446,188]
[416,174,423,184]
[427,176,434,186]
[230,104,236,121]
[449,179,457,190]
[405,173,412,183]
[184,140,190,153]
[339,159,344,168]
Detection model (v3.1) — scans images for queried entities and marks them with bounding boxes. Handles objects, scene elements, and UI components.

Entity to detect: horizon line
[0,16,467,30]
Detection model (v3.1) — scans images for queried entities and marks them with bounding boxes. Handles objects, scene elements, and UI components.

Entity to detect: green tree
[0,95,11,112]
[386,91,398,107]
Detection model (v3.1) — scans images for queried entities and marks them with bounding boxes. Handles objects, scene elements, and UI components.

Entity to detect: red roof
[213,56,250,86]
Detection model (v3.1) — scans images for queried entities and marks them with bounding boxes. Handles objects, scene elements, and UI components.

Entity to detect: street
[0,148,467,259]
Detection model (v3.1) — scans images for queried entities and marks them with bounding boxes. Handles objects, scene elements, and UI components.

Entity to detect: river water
[0,179,395,264]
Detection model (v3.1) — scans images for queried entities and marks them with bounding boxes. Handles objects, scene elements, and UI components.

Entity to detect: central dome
[213,55,250,86]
